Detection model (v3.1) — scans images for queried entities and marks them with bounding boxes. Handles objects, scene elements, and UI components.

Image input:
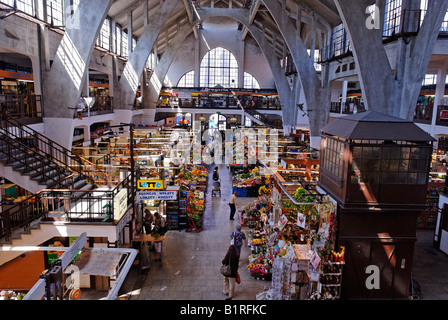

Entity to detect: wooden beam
[249,0,261,24]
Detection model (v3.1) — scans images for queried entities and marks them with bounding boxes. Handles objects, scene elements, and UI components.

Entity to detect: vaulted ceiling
[107,0,342,60]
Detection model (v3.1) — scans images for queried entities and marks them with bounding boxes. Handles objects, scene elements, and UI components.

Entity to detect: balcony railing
[0,172,135,242]
[329,102,366,115]
[77,96,114,119]
[413,103,434,125]
[412,105,448,127]
[0,94,43,123]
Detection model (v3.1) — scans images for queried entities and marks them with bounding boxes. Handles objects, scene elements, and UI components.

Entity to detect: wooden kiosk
[318,111,435,299]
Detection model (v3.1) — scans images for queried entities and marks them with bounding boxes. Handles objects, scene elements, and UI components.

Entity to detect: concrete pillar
[111,20,117,54]
[114,0,180,112]
[41,0,113,148]
[238,39,245,88]
[128,11,133,56]
[194,37,200,87]
[432,66,448,126]
[261,0,330,146]
[341,80,348,114]
[334,0,448,120]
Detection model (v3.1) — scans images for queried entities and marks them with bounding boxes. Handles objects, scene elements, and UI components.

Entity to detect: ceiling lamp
[199,116,206,122]
[230,117,237,124]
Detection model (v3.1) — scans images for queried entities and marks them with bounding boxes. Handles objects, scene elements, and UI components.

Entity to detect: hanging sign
[137,179,164,190]
[138,191,177,201]
[113,188,128,221]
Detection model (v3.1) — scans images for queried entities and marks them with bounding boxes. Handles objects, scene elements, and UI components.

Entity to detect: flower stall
[241,173,345,300]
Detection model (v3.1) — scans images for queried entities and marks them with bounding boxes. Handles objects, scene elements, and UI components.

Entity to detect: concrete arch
[191,8,297,131]
[143,7,297,133]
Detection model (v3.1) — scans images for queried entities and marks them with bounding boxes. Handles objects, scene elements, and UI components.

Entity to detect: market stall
[238,171,345,300]
[177,164,208,232]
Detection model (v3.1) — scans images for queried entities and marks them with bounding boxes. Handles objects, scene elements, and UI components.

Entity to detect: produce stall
[177,164,209,232]
[232,166,267,197]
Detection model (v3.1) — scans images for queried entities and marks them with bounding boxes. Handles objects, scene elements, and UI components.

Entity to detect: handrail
[245,108,282,128]
[0,172,135,242]
[0,111,106,183]
[0,173,81,241]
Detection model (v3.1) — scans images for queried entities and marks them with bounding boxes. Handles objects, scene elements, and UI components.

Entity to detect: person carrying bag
[221,245,239,300]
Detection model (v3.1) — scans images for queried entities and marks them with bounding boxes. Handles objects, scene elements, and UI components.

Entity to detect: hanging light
[199,115,206,122]
[230,117,237,124]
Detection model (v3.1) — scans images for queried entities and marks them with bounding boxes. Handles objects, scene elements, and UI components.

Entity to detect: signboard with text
[138,191,178,201]
[137,179,164,190]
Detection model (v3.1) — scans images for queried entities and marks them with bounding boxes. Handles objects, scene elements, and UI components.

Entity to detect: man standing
[228,191,238,220]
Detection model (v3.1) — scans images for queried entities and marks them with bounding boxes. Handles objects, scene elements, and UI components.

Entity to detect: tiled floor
[83,165,448,300]
[117,164,267,301]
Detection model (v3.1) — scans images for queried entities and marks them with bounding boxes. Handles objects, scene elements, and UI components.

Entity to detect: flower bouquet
[247,263,272,280]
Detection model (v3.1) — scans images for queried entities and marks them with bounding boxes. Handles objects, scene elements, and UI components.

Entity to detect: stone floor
[82,164,448,301]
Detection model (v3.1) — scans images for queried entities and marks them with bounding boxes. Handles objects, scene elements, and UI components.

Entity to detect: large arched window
[200,47,238,88]
[244,72,260,89]
[177,70,195,87]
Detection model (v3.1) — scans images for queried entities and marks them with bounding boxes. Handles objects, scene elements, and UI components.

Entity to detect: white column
[128,12,133,56]
[432,66,448,127]
[194,38,200,87]
[341,80,348,114]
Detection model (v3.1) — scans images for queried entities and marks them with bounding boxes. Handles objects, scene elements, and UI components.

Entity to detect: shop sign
[0,70,34,80]
[113,188,128,221]
[177,91,192,99]
[137,179,164,190]
[138,191,177,201]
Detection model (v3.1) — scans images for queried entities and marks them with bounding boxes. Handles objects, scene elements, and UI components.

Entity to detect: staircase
[0,112,100,246]
[244,109,282,129]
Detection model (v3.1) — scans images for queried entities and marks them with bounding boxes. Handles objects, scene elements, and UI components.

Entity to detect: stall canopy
[321,111,436,142]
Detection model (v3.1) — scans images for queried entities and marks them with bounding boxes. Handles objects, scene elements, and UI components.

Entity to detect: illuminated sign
[137,179,164,190]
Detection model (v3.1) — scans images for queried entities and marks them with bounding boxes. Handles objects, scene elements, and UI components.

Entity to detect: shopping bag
[236,272,241,284]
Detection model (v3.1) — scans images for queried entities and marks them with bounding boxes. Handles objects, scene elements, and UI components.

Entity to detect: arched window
[200,47,238,88]
[177,71,195,87]
[244,72,260,89]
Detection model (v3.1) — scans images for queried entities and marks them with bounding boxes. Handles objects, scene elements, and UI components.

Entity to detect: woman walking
[222,245,239,300]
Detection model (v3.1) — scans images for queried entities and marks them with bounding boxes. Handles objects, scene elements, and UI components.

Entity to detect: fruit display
[177,165,209,188]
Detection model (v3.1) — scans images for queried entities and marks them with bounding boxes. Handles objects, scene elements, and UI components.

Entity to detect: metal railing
[413,103,434,124]
[329,102,366,115]
[0,111,97,181]
[39,173,135,223]
[0,94,43,123]
[78,96,114,119]
[0,172,135,242]
[244,108,282,128]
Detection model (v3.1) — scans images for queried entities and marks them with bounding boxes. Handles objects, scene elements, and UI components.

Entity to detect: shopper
[230,225,247,258]
[222,245,239,300]
[152,212,166,261]
[228,191,238,220]
[213,167,219,181]
[143,209,154,234]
